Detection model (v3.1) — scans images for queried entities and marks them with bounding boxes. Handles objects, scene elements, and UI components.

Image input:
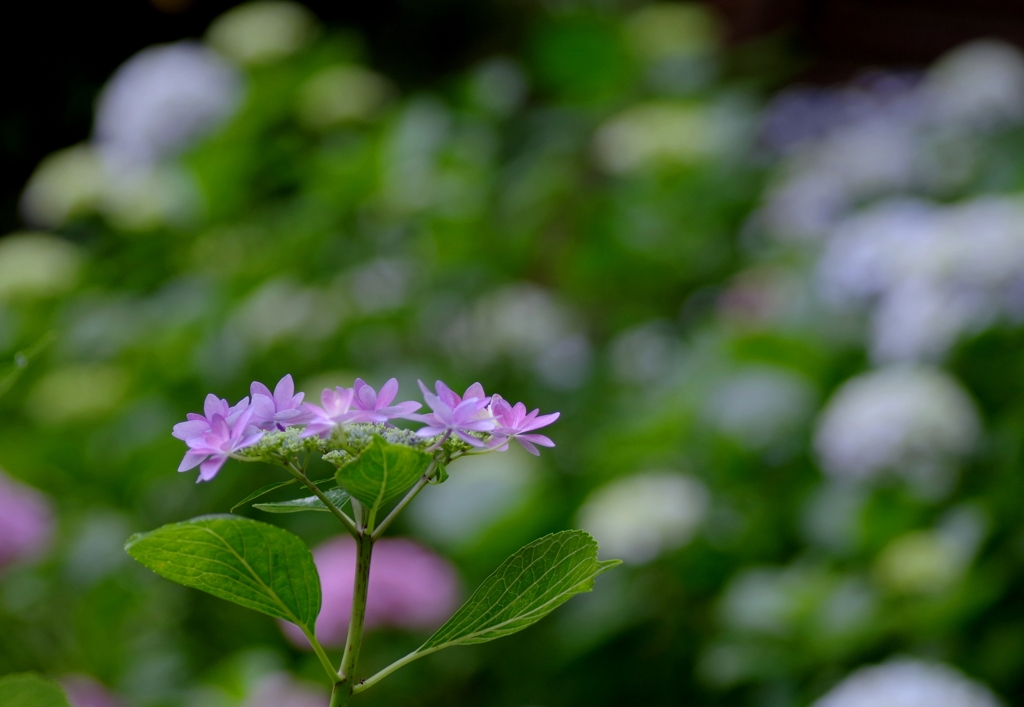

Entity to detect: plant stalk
[335,532,374,700]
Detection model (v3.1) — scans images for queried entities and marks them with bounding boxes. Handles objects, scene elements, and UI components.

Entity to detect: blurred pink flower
[61,675,123,707]
[0,470,55,571]
[282,537,460,648]
[243,674,326,707]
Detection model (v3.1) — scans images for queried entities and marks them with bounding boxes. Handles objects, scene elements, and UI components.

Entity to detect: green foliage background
[3,2,1024,706]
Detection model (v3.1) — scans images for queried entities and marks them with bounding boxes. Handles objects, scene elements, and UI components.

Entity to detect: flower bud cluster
[172,375,559,481]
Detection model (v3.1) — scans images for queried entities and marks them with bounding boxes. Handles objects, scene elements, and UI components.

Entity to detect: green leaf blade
[335,435,431,513]
[230,479,297,512]
[254,487,351,513]
[125,515,321,633]
[418,530,617,652]
[0,673,71,707]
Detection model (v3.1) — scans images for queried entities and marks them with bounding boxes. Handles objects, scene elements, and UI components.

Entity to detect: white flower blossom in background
[206,1,318,67]
[874,505,988,595]
[577,471,709,564]
[93,42,242,171]
[593,99,752,174]
[762,40,1024,243]
[609,320,683,385]
[812,659,1003,707]
[443,283,592,389]
[702,365,817,450]
[814,367,979,493]
[296,65,393,129]
[0,233,80,301]
[468,57,529,116]
[925,40,1024,130]
[818,197,1024,362]
[21,41,240,230]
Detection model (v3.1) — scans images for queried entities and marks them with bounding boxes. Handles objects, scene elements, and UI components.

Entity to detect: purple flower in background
[350,378,422,424]
[282,536,460,648]
[487,395,559,455]
[61,675,124,707]
[250,374,311,431]
[301,387,359,438]
[178,407,263,482]
[413,380,496,446]
[172,393,249,441]
[0,470,54,572]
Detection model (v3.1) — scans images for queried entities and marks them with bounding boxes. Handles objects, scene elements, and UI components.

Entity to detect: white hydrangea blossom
[812,659,1003,707]
[818,197,1024,362]
[577,471,709,564]
[93,41,242,170]
[814,367,979,488]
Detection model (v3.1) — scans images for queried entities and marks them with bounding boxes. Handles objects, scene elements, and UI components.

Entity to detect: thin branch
[371,457,439,541]
[285,462,359,538]
[302,627,341,683]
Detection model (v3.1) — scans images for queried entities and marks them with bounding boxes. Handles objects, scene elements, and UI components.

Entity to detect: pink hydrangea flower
[61,675,124,707]
[178,407,263,482]
[487,394,559,455]
[434,381,487,408]
[412,380,496,447]
[250,374,312,431]
[0,470,54,571]
[172,393,249,441]
[349,378,421,424]
[301,387,359,438]
[281,536,460,648]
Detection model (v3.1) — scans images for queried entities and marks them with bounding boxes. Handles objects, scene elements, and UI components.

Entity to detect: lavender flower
[250,374,311,431]
[301,387,359,438]
[172,393,249,441]
[487,394,559,455]
[281,536,460,648]
[350,378,421,423]
[413,380,496,446]
[178,407,263,482]
[0,470,54,571]
[435,381,487,408]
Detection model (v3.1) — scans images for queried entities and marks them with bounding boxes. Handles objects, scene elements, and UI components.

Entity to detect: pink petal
[523,411,560,432]
[454,430,486,447]
[519,433,554,447]
[516,438,540,455]
[274,374,295,407]
[178,451,208,472]
[198,456,227,481]
[463,382,485,401]
[251,394,277,422]
[173,420,209,440]
[377,378,399,408]
[204,394,225,420]
[250,381,273,399]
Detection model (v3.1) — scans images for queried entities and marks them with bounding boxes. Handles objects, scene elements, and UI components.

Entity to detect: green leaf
[125,515,321,633]
[335,435,431,513]
[230,479,297,512]
[418,530,619,653]
[254,487,351,513]
[0,673,71,707]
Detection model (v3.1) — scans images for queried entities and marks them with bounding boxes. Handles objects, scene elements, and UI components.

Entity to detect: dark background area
[4,0,1024,236]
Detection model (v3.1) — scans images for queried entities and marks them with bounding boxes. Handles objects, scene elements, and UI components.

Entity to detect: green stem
[352,648,436,694]
[286,463,359,538]
[329,681,349,707]
[339,535,373,683]
[303,628,341,683]
[371,458,439,541]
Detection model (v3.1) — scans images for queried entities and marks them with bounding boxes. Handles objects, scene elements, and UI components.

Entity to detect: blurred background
[4,1,1024,706]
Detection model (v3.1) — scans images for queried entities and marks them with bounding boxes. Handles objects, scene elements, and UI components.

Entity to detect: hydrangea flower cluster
[172,374,559,482]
